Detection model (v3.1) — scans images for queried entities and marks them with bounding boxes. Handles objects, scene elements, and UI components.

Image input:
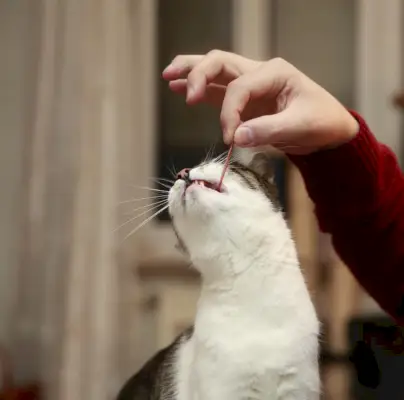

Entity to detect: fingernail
[234,126,254,146]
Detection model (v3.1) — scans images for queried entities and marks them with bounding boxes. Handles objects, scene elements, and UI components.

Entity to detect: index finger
[162,55,203,80]
[220,58,292,143]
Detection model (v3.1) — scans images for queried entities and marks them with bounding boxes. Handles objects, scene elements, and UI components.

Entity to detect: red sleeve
[288,111,404,325]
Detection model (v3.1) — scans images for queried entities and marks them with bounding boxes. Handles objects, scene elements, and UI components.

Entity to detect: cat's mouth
[187,179,224,193]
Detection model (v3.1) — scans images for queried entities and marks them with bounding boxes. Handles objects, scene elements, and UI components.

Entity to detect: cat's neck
[194,237,312,332]
[193,217,303,301]
[192,215,318,334]
[198,241,300,297]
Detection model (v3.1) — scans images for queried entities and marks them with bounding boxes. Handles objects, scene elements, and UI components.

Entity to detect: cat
[117,152,320,400]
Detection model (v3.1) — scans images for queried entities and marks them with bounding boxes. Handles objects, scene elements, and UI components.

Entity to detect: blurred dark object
[0,346,41,400]
[350,340,380,389]
[156,0,232,221]
[392,90,404,110]
[349,315,404,399]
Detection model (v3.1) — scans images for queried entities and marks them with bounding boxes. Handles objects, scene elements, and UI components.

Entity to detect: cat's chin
[183,184,227,209]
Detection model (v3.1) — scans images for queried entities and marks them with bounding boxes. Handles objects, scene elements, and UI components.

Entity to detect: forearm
[289,112,404,324]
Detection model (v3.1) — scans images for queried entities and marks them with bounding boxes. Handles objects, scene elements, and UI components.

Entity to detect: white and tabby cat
[117,153,320,400]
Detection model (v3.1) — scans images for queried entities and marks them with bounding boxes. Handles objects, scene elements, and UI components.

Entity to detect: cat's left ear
[248,152,275,184]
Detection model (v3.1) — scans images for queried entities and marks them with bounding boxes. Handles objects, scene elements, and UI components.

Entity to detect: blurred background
[0,0,403,399]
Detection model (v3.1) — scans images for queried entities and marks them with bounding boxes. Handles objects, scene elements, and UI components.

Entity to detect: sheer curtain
[6,0,155,398]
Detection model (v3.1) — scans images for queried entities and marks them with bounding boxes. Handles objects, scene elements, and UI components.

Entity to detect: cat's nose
[176,168,191,180]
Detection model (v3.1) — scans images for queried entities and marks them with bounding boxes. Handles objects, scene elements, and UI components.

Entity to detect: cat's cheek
[184,186,199,205]
[185,185,211,203]
[168,181,186,209]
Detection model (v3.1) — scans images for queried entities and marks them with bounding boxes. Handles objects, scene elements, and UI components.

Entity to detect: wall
[0,0,40,355]
[273,0,355,105]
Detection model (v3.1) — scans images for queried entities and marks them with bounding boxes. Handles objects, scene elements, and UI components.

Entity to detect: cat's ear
[248,152,275,183]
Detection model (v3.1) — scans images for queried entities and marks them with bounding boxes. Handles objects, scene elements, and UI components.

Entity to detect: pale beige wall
[274,0,403,155]
[0,0,40,354]
[274,0,355,105]
[0,1,24,346]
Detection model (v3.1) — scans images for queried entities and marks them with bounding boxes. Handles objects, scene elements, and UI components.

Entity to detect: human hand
[162,50,358,155]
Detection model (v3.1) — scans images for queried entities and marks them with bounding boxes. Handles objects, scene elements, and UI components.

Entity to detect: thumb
[233,112,293,147]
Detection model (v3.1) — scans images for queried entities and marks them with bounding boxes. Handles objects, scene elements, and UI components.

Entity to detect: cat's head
[168,152,285,270]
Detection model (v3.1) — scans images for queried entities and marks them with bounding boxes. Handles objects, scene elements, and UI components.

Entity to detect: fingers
[221,58,293,143]
[163,51,242,81]
[233,113,291,147]
[168,79,226,107]
[185,58,226,104]
[162,55,203,80]
[163,52,295,148]
[163,52,231,105]
[163,51,259,105]
[168,79,187,93]
[185,50,245,104]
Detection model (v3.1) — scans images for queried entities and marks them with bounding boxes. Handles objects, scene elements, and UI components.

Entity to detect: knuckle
[227,78,246,94]
[270,57,287,66]
[207,49,224,58]
[268,57,293,73]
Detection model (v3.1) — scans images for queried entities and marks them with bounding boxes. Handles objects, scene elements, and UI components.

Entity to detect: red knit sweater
[289,111,404,325]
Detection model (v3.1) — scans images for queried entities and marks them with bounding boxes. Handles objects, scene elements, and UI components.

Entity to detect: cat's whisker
[127,199,168,215]
[130,185,170,194]
[212,151,223,162]
[158,178,175,185]
[154,181,173,190]
[168,161,177,179]
[217,151,228,161]
[211,143,218,158]
[203,148,210,164]
[121,204,170,243]
[221,152,232,163]
[201,147,209,164]
[149,177,176,184]
[118,195,167,205]
[114,202,166,232]
[203,143,217,164]
[213,151,229,164]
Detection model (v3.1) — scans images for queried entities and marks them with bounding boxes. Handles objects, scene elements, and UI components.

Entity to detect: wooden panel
[137,262,200,356]
[287,163,319,299]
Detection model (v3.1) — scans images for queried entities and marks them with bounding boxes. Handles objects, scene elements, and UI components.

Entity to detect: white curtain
[7,0,156,398]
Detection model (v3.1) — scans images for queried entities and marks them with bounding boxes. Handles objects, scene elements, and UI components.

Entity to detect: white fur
[168,161,320,400]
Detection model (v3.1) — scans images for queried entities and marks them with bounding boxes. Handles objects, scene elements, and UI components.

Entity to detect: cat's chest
[193,309,294,371]
[183,333,292,400]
